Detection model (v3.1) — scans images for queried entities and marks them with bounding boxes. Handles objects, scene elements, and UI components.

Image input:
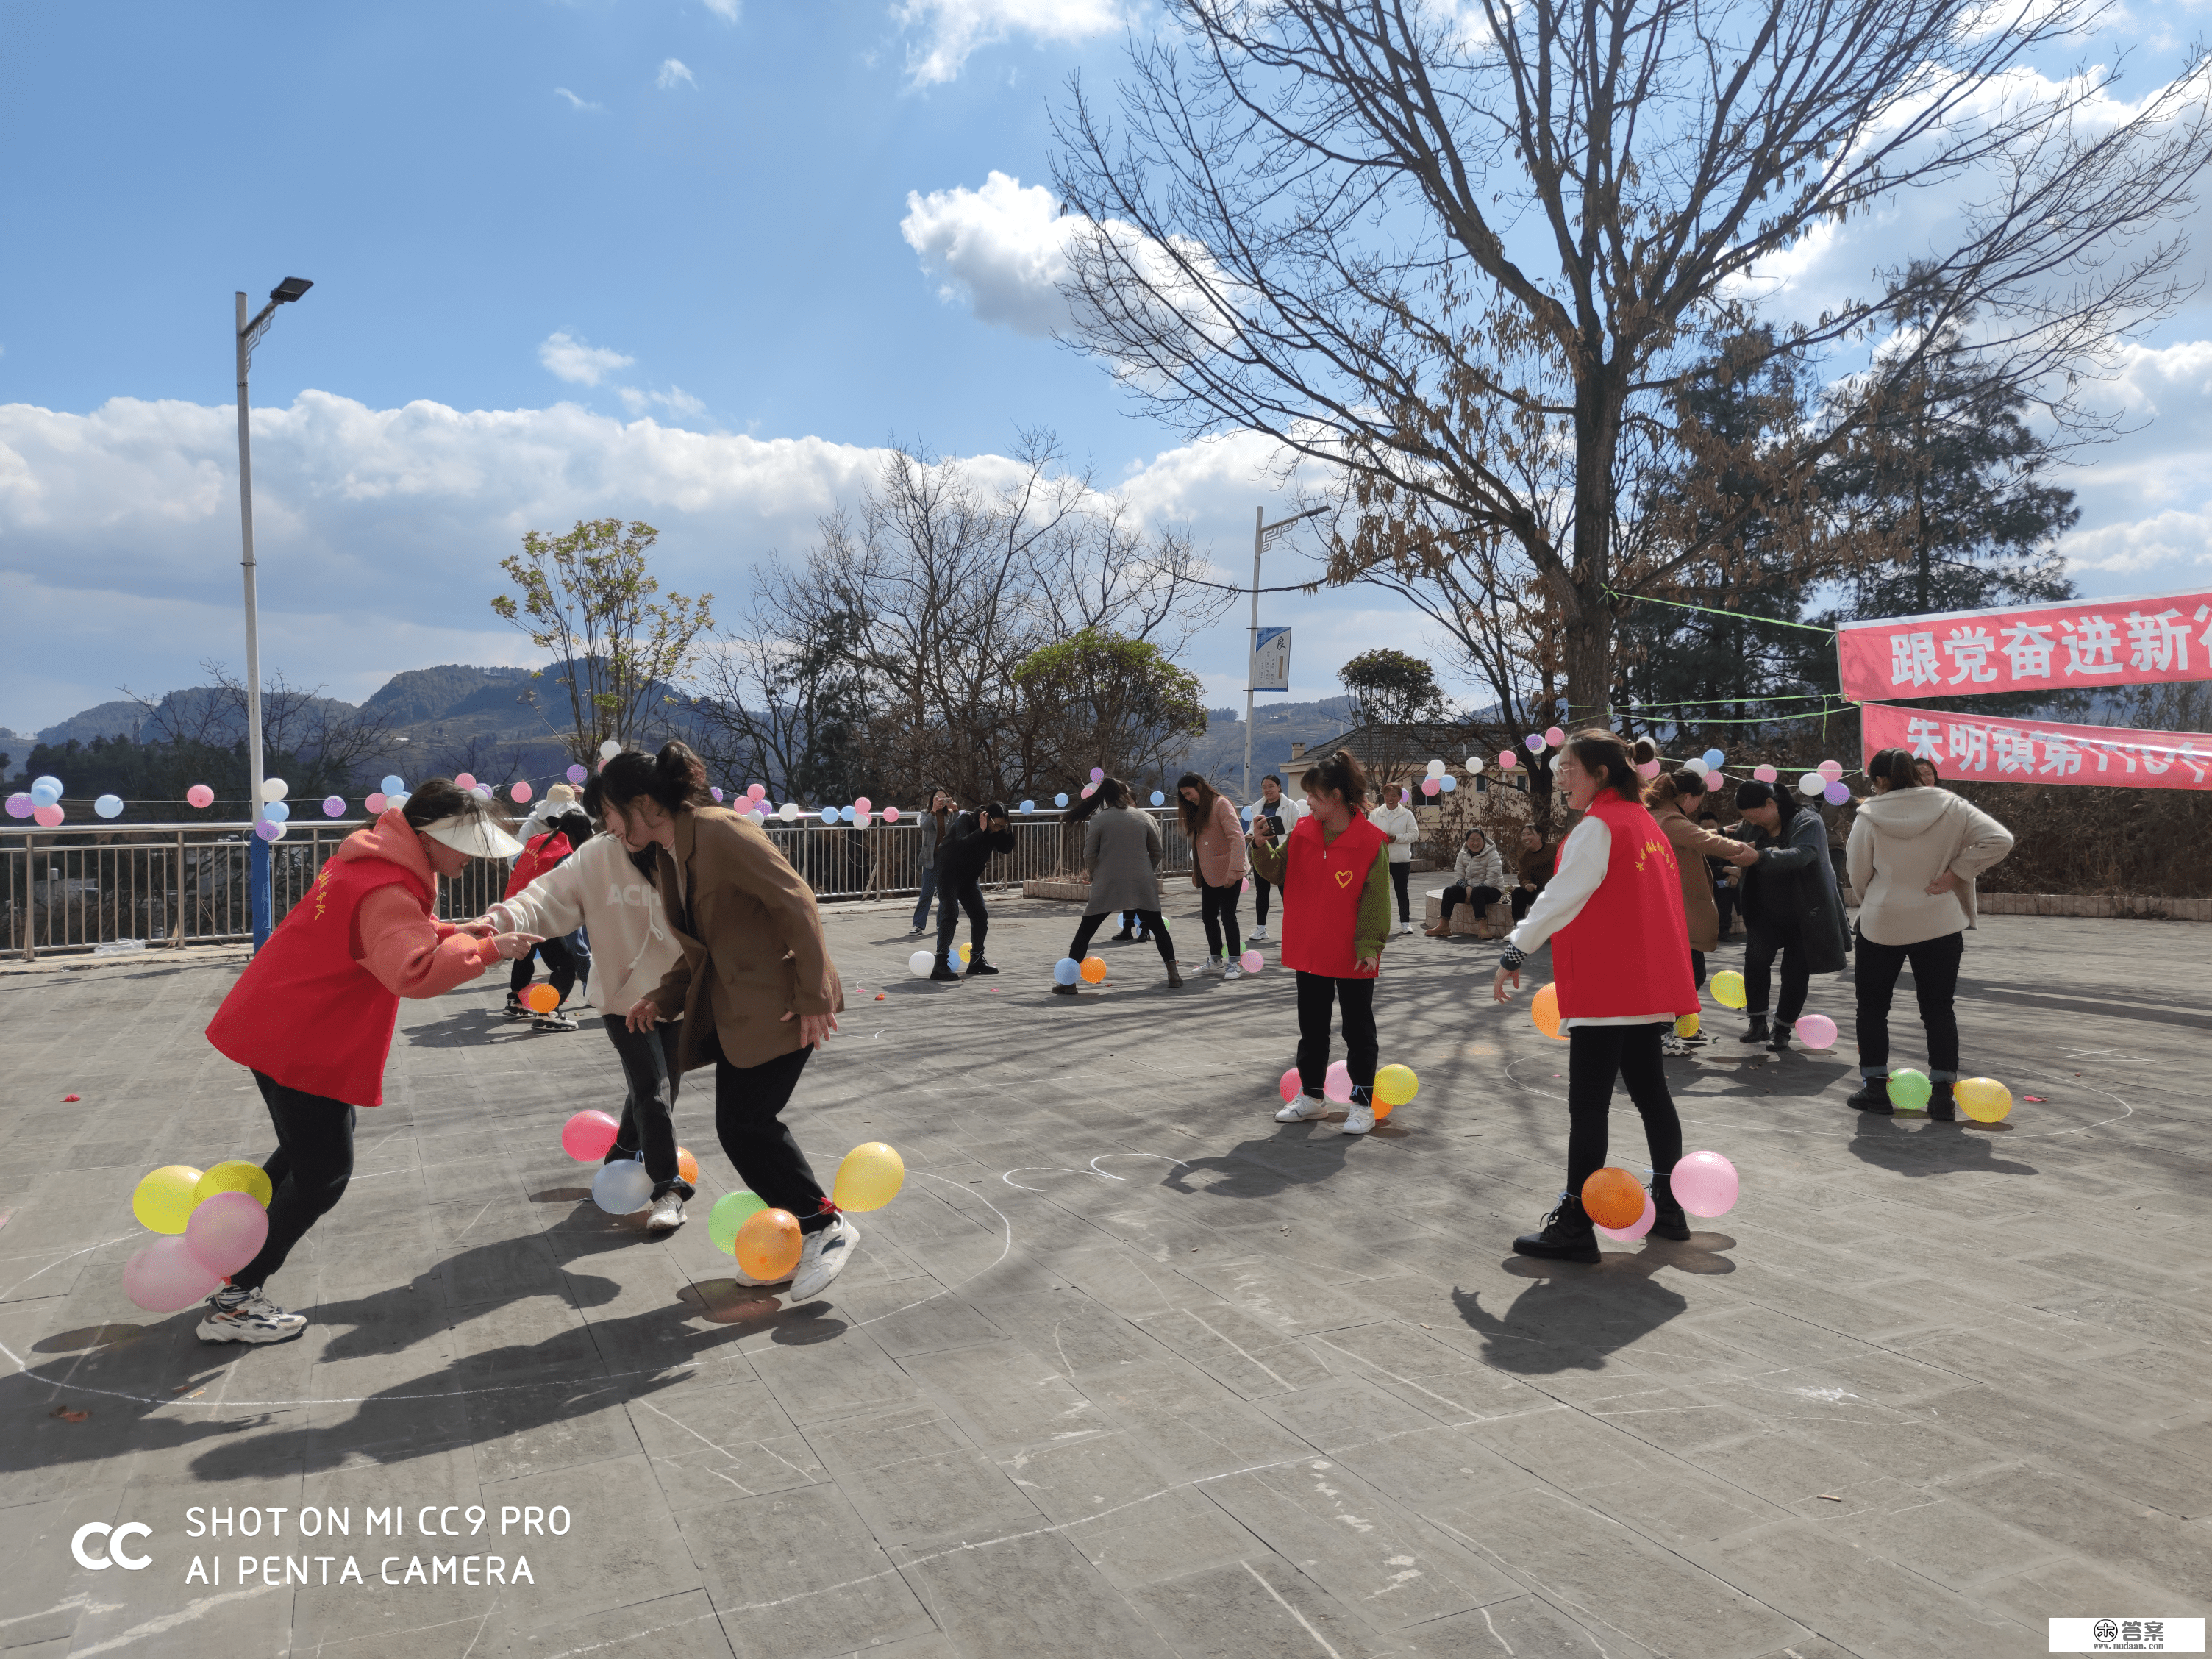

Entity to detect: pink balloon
[561,1109,621,1162]
[1543,726,1566,747]
[511,779,533,804]
[454,772,477,791]
[4,793,30,819]
[883,807,901,823]
[1324,1060,1353,1103]
[322,795,346,816]
[1421,777,1441,796]
[123,1236,222,1313]
[1795,1013,1838,1050]
[1241,876,1251,893]
[1635,760,1661,779]
[1818,759,1844,781]
[1498,751,1518,769]
[1080,782,1096,798]
[1239,949,1263,974]
[1752,765,1778,783]
[186,783,215,810]
[747,783,767,801]
[1671,1150,1738,1217]
[1595,1191,1657,1243]
[33,803,63,827]
[185,1190,271,1277]
[566,764,588,785]
[855,796,872,813]
[1279,1066,1302,1104]
[364,791,388,814]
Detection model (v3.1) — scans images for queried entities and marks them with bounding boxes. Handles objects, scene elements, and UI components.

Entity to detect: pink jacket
[1191,793,1249,886]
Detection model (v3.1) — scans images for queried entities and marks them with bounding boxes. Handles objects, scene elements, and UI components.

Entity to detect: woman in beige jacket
[1843,747,2013,1119]
[1179,772,1250,977]
[603,741,857,1301]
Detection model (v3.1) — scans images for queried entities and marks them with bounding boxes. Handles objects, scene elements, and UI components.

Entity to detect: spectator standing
[909,788,955,938]
[1371,782,1421,935]
[1178,773,1250,979]
[1248,774,1289,943]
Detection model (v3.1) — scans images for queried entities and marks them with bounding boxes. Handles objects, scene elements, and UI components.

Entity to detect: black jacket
[1740,806,1849,973]
[935,811,1015,884]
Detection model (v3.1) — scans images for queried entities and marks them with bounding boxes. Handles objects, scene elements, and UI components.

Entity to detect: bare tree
[126,661,396,796]
[1054,0,2212,720]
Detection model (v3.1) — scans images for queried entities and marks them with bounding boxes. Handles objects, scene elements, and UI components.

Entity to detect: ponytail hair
[593,740,713,818]
[1297,749,1370,810]
[1643,760,1709,811]
[1563,729,1647,802]
[1067,776,1130,824]
[1865,747,1922,791]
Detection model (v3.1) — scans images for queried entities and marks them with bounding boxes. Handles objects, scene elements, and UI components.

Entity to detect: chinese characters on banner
[1837,589,2212,702]
[1860,703,2212,793]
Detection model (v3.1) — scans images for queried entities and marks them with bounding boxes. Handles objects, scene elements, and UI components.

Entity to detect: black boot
[1847,1076,1892,1113]
[1513,1194,1601,1264]
[1166,966,1184,988]
[1111,927,1135,941]
[929,957,962,982]
[1927,1079,1957,1121]
[1769,1020,1794,1052]
[1738,1015,1770,1044]
[964,954,1000,977]
[1050,982,1077,996]
[1650,1172,1691,1241]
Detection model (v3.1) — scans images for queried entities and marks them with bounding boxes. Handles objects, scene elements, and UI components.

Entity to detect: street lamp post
[1243,504,1326,802]
[235,276,313,951]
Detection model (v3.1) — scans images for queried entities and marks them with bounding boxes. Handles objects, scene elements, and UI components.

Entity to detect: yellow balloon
[193,1160,273,1210]
[1374,1064,1419,1107]
[1531,982,1564,1040]
[1674,1012,1700,1038]
[833,1141,906,1212]
[132,1165,204,1234]
[958,942,971,963]
[1710,970,1747,1010]
[1955,1077,2013,1123]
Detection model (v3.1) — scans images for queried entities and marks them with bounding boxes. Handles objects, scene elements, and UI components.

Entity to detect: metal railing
[0,810,1196,960]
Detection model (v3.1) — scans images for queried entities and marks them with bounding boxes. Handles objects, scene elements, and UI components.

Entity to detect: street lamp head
[269,276,314,304]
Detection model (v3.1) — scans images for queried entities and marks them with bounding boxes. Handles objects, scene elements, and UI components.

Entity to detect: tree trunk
[1563,368,1623,730]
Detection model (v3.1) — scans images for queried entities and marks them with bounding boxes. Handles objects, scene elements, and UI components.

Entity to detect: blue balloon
[1150,790,1164,806]
[1018,799,1035,813]
[29,781,60,807]
[1054,792,1068,807]
[381,774,405,796]
[1440,775,1458,792]
[32,774,62,795]
[263,800,291,822]
[1702,748,1725,769]
[1052,957,1081,985]
[94,793,124,819]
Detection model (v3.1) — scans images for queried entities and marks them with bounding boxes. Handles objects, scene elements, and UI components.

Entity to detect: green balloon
[707,1190,767,1255]
[1886,1068,1933,1111]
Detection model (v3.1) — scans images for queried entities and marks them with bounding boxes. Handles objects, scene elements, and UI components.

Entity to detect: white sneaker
[646,1191,686,1232]
[1248,927,1269,943]
[1661,1033,1691,1057]
[1338,1103,1377,1136]
[1398,921,1413,935]
[1274,1095,1330,1123]
[1205,957,1226,977]
[1223,960,1243,981]
[532,1009,580,1032]
[788,1216,860,1302]
[197,1288,308,1344]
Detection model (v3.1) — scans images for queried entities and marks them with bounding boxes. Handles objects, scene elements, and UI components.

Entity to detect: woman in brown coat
[1646,768,1757,1052]
[604,741,857,1302]
[1178,771,1251,978]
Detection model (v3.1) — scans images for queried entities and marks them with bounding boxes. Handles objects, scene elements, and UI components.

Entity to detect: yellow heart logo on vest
[1334,869,1355,888]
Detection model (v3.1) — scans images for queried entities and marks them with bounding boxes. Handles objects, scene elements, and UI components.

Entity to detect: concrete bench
[1423,888,1513,939]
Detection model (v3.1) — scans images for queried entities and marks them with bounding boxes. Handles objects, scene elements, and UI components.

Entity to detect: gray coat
[1083,807,1165,915]
[1741,804,1850,974]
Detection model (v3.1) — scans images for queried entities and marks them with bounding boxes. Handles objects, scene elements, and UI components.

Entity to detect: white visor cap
[418,813,524,860]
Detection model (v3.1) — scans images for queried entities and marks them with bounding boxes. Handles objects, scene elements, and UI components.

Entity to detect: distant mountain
[362,663,535,727]
[1173,696,1358,788]
[36,699,151,746]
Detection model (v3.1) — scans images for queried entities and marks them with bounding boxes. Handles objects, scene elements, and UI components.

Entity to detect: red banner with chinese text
[1837,589,2212,702]
[1860,704,2212,791]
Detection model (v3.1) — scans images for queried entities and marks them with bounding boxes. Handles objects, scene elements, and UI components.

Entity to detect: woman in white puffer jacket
[1843,748,2013,1120]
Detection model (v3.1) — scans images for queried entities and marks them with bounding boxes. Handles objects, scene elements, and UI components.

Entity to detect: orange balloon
[677,1146,699,1185]
[524,982,560,1013]
[735,1208,802,1282]
[1079,955,1107,984]
[1580,1166,1645,1230]
[1371,1098,1394,1121]
[1531,982,1563,1040]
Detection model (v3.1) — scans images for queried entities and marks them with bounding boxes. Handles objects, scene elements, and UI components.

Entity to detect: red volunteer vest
[1279,810,1388,977]
[504,831,571,899]
[204,853,430,1107]
[1549,793,1700,1020]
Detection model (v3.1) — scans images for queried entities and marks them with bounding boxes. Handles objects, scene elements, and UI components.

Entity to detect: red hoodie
[204,808,501,1106]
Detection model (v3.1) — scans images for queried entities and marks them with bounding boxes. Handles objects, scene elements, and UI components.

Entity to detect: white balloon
[1683,757,1709,777]
[1425,757,1446,778]
[907,950,935,977]
[1798,771,1824,796]
[779,802,800,822]
[599,739,620,759]
[591,1160,653,1215]
[1466,756,1485,774]
[261,777,288,802]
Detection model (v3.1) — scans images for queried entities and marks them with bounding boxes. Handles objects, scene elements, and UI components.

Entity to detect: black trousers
[232,1072,356,1292]
[1441,882,1501,921]
[713,1045,832,1233]
[602,1016,691,1199]
[1073,910,1175,967]
[1199,877,1243,959]
[510,936,579,1003]
[1511,885,1542,921]
[1252,874,1275,927]
[1691,948,1706,991]
[1853,930,1965,1077]
[1388,863,1411,923]
[1741,919,1810,1024]
[1294,971,1377,1101]
[1713,884,1737,937]
[1565,1024,1683,1194]
[934,871,989,964]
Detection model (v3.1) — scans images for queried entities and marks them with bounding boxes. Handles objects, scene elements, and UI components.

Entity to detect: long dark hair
[1175,771,1223,838]
[1068,777,1130,824]
[593,741,712,819]
[1866,747,1922,791]
[1297,749,1369,810]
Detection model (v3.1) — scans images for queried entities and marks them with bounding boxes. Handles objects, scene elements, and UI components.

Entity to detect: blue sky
[4,0,2209,736]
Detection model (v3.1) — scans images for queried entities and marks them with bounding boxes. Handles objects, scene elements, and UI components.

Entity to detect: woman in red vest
[200,780,540,1341]
[1492,731,1701,1261]
[1245,750,1394,1136]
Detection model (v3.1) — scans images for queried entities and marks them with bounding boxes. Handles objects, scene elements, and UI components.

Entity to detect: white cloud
[895,0,1123,87]
[552,87,602,112]
[702,0,741,18]
[617,385,708,418]
[538,329,636,386]
[901,172,1078,336]
[657,58,696,90]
